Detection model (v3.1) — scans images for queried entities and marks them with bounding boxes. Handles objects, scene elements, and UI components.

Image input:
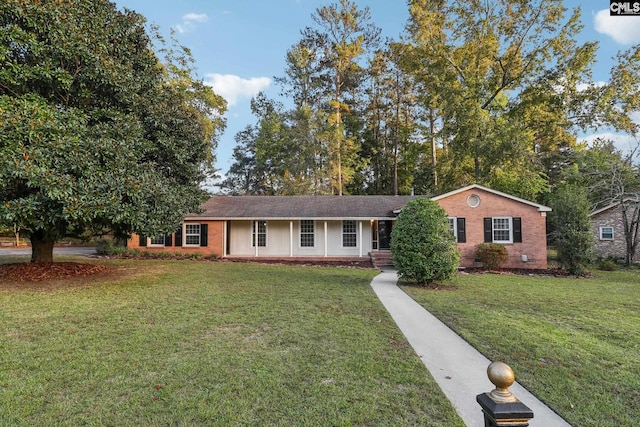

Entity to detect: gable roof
[590,198,640,217]
[188,195,424,220]
[431,184,552,212]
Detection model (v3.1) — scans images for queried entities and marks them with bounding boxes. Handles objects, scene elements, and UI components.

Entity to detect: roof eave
[432,184,552,212]
[185,216,398,221]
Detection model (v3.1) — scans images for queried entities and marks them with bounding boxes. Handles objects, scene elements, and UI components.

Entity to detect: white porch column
[223,220,227,257]
[289,221,294,257]
[254,220,258,257]
[359,220,363,257]
[324,221,328,257]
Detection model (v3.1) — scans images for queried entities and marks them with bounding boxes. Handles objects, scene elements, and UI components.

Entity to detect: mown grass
[0,258,464,426]
[401,270,640,427]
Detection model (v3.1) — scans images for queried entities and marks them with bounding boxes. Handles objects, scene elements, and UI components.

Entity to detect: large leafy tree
[359,45,419,196]
[297,0,380,195]
[225,0,380,196]
[403,0,597,199]
[0,0,226,262]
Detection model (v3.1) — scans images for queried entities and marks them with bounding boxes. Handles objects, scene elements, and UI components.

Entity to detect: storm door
[378,220,392,250]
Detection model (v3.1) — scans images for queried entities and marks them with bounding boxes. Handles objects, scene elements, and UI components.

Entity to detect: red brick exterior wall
[435,188,548,269]
[127,221,225,257]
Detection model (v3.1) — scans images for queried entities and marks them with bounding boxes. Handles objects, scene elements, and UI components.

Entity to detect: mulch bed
[460,267,582,277]
[0,262,111,282]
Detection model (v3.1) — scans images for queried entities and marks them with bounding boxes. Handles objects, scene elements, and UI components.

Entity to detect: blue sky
[112,1,640,176]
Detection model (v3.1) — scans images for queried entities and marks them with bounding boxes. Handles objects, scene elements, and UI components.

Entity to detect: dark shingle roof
[187,195,424,220]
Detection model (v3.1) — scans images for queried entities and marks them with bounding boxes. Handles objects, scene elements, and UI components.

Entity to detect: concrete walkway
[370,269,572,427]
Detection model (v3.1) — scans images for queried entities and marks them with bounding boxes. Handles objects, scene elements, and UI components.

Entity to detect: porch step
[370,251,394,268]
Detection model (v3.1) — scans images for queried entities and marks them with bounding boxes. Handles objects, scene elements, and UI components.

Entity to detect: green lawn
[402,269,640,427]
[0,259,464,426]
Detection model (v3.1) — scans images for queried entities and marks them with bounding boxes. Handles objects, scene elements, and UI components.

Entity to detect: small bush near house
[96,238,126,255]
[596,257,618,271]
[110,246,127,256]
[475,243,508,270]
[391,198,459,284]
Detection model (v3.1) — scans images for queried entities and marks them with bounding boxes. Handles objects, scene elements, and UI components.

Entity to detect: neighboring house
[127,184,551,269]
[590,200,640,262]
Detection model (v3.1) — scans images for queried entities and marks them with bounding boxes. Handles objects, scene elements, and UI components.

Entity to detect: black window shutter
[174,227,182,246]
[139,235,147,247]
[164,233,172,247]
[457,218,466,243]
[484,218,493,243]
[200,224,208,247]
[513,217,522,243]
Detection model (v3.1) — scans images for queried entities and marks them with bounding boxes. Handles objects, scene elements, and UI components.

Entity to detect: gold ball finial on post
[487,361,518,403]
[477,361,534,426]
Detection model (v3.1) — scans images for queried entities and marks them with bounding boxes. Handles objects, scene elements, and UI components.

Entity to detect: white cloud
[594,9,640,44]
[576,81,607,92]
[204,74,271,106]
[174,12,209,34]
[183,13,208,23]
[579,132,639,156]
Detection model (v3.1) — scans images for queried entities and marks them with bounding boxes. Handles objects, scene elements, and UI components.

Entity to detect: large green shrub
[475,243,508,270]
[549,184,595,275]
[391,198,459,284]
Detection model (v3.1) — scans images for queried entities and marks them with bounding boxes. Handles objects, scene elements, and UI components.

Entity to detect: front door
[378,220,392,250]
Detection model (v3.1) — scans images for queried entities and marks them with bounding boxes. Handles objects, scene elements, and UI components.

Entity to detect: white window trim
[492,217,513,244]
[252,220,268,248]
[299,220,315,248]
[148,235,166,247]
[599,226,614,241]
[183,223,201,247]
[342,220,358,248]
[448,217,458,238]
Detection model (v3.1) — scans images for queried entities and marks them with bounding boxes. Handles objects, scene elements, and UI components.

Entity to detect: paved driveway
[0,246,97,257]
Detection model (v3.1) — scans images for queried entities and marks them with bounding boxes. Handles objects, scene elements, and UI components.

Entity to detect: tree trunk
[429,108,438,189]
[14,225,20,247]
[474,131,482,181]
[30,231,55,263]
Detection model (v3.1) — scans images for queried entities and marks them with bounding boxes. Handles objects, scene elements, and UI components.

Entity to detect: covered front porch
[221,219,395,261]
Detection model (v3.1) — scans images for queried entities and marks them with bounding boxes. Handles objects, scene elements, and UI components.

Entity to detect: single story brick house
[127,184,551,269]
[590,200,640,262]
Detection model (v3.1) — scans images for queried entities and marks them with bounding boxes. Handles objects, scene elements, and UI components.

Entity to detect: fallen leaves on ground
[0,262,111,282]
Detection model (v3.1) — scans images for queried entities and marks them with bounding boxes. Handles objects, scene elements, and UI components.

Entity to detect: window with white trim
[448,217,457,238]
[484,217,521,244]
[342,220,357,247]
[300,220,314,247]
[252,221,267,247]
[600,226,614,240]
[149,235,166,247]
[492,217,512,243]
[184,224,201,246]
